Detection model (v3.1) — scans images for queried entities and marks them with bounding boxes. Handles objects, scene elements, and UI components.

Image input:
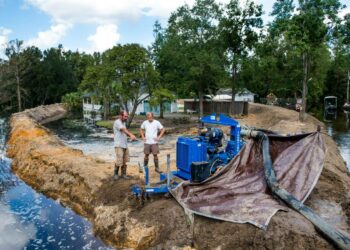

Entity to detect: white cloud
[0,27,11,46]
[25,23,72,49]
[339,6,350,19]
[26,0,151,24]
[23,0,245,53]
[0,27,11,58]
[0,204,37,249]
[25,0,233,24]
[87,24,120,53]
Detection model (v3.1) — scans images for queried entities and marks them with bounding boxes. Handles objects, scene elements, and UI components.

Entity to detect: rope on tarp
[242,129,350,250]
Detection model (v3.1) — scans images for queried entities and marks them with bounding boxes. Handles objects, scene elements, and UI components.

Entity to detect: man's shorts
[144,143,160,155]
[115,147,130,166]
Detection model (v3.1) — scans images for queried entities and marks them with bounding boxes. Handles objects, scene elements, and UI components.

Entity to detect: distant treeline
[0,0,349,120]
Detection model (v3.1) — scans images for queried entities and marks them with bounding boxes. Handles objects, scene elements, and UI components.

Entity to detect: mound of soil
[7,103,350,249]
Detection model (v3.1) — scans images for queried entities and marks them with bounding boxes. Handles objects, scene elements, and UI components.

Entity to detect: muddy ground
[7,103,350,249]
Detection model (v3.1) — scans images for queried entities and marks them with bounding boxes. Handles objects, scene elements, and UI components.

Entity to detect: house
[129,93,178,115]
[82,93,178,121]
[212,88,255,102]
[82,93,103,123]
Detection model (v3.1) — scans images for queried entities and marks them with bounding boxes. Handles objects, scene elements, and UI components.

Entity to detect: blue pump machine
[132,113,242,198]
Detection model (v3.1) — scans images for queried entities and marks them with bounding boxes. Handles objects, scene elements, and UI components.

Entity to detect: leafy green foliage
[156,0,226,116]
[219,0,263,98]
[0,41,94,115]
[1,0,349,119]
[149,88,175,118]
[79,43,158,125]
[62,92,82,113]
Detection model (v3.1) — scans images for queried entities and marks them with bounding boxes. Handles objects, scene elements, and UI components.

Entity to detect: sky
[0,0,349,55]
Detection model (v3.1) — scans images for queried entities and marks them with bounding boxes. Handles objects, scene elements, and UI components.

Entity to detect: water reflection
[0,119,113,250]
[0,203,37,250]
[324,112,350,172]
[0,161,113,250]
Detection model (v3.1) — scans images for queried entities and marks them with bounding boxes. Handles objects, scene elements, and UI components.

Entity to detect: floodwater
[324,111,350,171]
[46,119,178,165]
[0,119,113,250]
[46,116,350,172]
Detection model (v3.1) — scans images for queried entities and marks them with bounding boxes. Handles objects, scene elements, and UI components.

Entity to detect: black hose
[247,130,350,250]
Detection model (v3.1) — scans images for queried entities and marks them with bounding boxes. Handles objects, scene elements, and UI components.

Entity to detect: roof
[217,88,255,96]
[213,94,232,100]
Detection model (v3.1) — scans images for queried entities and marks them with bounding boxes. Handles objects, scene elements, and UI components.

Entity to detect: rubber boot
[138,162,144,173]
[141,159,148,173]
[121,165,130,179]
[113,165,120,180]
[154,159,162,174]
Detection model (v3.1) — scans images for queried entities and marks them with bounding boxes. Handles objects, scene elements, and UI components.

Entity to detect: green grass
[96,120,114,130]
[96,120,140,135]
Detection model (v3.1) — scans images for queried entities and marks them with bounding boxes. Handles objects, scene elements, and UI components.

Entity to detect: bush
[62,92,82,113]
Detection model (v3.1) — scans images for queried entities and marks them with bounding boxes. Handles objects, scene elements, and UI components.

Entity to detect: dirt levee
[7,103,350,249]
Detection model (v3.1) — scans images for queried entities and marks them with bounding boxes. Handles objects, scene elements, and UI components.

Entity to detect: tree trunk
[103,97,108,120]
[231,64,237,103]
[199,88,204,118]
[127,99,138,128]
[15,64,21,112]
[159,101,164,119]
[299,52,309,122]
[124,101,129,113]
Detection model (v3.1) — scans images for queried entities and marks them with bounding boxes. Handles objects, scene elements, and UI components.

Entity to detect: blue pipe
[145,165,149,186]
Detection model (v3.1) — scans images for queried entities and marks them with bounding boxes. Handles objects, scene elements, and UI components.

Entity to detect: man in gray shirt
[113,111,137,180]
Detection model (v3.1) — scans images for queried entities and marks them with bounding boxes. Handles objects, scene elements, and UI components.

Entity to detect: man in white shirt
[113,111,137,180]
[140,112,165,173]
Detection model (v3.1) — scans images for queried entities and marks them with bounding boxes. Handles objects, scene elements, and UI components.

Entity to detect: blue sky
[0,0,348,54]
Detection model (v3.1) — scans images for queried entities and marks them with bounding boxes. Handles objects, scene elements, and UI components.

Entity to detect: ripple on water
[0,120,113,250]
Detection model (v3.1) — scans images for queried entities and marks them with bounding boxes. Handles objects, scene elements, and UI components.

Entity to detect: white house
[82,93,178,122]
[212,88,255,102]
[82,93,103,123]
[235,89,255,102]
[128,93,178,115]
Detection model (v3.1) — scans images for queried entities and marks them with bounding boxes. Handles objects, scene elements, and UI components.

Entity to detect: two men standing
[113,111,164,179]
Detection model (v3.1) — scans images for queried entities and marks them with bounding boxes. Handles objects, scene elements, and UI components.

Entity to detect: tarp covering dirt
[171,132,325,229]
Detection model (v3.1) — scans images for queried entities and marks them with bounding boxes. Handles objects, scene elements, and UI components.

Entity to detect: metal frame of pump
[131,113,242,198]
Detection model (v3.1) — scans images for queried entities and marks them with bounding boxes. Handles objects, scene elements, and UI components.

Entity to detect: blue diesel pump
[132,113,243,200]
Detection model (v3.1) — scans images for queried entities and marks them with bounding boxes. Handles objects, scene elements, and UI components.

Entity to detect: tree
[149,88,175,118]
[106,44,159,126]
[61,92,82,113]
[80,60,114,120]
[158,0,225,117]
[219,0,263,102]
[80,44,158,124]
[5,39,25,111]
[271,0,343,121]
[325,13,350,105]
[40,45,79,104]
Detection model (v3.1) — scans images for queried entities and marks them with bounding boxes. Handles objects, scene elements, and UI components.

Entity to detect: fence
[184,100,248,115]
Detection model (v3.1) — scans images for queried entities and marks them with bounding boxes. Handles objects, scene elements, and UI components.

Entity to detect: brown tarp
[170,132,325,229]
